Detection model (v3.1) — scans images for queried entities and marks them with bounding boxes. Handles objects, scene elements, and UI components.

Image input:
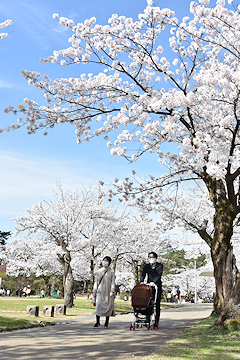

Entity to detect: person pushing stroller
[140,252,163,327]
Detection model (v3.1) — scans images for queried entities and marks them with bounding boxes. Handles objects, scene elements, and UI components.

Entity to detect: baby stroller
[130,283,158,330]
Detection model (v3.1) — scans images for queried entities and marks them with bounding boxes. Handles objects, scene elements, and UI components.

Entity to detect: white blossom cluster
[0,19,13,39]
[6,237,63,277]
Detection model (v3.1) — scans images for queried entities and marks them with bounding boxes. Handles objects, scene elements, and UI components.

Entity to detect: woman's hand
[110,292,114,298]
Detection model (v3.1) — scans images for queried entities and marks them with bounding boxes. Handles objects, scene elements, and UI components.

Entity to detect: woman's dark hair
[148,251,158,259]
[103,256,112,265]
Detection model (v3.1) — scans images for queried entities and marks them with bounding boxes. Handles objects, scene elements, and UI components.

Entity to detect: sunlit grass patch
[0,315,39,329]
[146,315,240,360]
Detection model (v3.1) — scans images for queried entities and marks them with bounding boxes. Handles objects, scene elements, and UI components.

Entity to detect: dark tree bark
[58,243,74,308]
[202,174,240,325]
[63,262,74,308]
[132,260,140,285]
[215,275,240,324]
[43,275,51,297]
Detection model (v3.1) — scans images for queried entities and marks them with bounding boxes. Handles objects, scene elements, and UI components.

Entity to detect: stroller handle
[146,283,158,304]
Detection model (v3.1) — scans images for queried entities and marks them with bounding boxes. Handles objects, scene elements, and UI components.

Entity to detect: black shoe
[104,324,108,328]
[93,323,100,328]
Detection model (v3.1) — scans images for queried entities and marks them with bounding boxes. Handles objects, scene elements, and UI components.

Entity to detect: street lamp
[193,257,197,303]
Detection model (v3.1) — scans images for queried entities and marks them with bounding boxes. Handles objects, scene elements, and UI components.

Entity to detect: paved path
[0,303,212,360]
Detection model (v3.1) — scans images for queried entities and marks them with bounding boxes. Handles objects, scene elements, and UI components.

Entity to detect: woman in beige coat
[92,256,115,328]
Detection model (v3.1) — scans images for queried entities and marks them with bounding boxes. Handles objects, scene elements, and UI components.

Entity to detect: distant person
[167,291,171,303]
[41,289,45,298]
[92,256,115,328]
[140,252,163,327]
[171,289,177,303]
[26,285,31,297]
[176,287,181,303]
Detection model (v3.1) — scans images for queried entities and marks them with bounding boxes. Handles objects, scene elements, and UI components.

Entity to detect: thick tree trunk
[132,261,140,285]
[57,238,74,308]
[63,263,74,308]
[215,275,240,325]
[210,194,239,324]
[83,280,88,293]
[212,287,221,315]
[211,243,237,309]
[212,208,240,324]
[202,175,240,325]
[43,275,51,297]
[58,248,74,307]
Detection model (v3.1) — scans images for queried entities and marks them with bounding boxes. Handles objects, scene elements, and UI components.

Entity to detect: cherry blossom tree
[12,184,97,307]
[111,214,169,285]
[3,0,240,323]
[12,183,136,304]
[85,211,170,289]
[70,191,127,290]
[6,237,63,296]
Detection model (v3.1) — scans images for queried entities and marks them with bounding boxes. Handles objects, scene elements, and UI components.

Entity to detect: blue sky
[0,0,214,234]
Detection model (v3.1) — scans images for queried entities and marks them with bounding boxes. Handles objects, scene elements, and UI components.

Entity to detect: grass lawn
[0,295,132,329]
[146,315,240,360]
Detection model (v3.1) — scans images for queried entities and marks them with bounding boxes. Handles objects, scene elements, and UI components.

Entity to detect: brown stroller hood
[131,284,152,308]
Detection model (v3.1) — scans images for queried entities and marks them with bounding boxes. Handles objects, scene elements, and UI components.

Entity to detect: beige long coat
[92,266,115,317]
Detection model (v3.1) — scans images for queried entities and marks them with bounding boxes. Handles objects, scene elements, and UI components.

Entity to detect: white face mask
[149,258,156,265]
[102,261,109,267]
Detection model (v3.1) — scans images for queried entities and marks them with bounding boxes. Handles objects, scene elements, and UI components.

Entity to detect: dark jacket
[140,262,163,288]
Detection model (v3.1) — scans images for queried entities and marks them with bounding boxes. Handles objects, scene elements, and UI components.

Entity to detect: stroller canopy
[131,284,152,308]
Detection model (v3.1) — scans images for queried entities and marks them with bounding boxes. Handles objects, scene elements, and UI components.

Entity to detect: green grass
[0,295,132,329]
[146,315,240,360]
[0,316,39,329]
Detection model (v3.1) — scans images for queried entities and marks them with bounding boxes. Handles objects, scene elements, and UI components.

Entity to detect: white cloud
[0,80,15,89]
[52,25,69,34]
[0,150,116,232]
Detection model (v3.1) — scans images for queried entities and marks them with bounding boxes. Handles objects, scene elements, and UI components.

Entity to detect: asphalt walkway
[0,303,212,360]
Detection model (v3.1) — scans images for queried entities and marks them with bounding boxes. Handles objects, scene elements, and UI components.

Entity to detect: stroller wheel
[147,325,150,330]
[140,324,142,328]
[133,325,136,330]
[151,325,154,330]
[130,325,133,330]
[136,324,139,329]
